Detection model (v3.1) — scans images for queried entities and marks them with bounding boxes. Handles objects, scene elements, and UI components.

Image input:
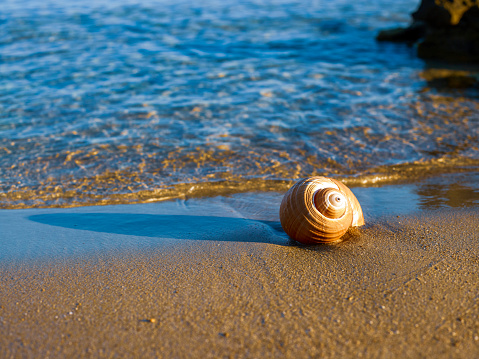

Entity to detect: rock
[376,21,426,42]
[377,0,479,63]
[418,6,479,62]
[412,0,451,27]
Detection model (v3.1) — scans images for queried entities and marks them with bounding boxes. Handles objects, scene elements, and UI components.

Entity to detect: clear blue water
[1,0,478,208]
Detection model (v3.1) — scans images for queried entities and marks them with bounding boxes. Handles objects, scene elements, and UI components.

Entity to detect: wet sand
[1,192,479,358]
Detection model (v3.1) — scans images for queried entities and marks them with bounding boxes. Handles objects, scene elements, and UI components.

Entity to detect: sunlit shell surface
[280,177,364,244]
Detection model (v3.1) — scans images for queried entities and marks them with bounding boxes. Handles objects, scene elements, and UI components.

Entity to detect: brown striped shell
[279,176,364,244]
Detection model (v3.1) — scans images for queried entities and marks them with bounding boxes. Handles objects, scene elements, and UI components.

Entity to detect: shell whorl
[279,176,364,244]
[314,188,347,219]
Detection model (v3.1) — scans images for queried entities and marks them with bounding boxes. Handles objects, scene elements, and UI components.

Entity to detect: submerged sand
[1,192,479,358]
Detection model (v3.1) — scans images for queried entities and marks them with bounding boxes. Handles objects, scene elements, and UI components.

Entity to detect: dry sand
[1,190,479,358]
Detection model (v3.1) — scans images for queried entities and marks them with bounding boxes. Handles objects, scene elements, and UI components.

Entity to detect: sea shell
[279,176,364,244]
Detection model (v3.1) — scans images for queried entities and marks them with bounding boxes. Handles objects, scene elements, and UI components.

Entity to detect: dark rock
[376,21,426,42]
[412,0,451,27]
[461,5,479,29]
[418,6,479,62]
[378,0,479,63]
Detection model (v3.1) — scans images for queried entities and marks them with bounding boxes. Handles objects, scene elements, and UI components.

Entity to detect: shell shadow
[28,213,291,245]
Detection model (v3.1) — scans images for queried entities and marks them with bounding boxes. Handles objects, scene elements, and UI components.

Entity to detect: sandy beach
[1,182,479,358]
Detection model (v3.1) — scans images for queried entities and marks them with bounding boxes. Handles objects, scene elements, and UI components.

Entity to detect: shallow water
[1,171,478,262]
[1,0,478,209]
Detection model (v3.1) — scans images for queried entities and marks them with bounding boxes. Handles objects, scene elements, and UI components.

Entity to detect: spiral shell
[279,176,364,244]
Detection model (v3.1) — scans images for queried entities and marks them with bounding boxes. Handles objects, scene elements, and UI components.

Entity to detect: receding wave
[2,156,478,209]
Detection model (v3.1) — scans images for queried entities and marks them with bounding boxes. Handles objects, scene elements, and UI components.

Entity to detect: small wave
[1,157,478,209]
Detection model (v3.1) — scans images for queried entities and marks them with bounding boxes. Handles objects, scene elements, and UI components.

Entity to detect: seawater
[1,0,478,209]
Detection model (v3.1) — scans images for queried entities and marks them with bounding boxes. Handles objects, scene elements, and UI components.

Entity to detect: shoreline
[2,165,479,211]
[2,170,479,263]
[1,181,479,357]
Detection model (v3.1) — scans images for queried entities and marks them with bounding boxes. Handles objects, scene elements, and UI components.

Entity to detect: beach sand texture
[1,193,479,358]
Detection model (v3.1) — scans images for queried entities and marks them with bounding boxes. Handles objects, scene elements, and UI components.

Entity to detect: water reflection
[417,183,479,209]
[420,67,479,93]
[353,172,479,217]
